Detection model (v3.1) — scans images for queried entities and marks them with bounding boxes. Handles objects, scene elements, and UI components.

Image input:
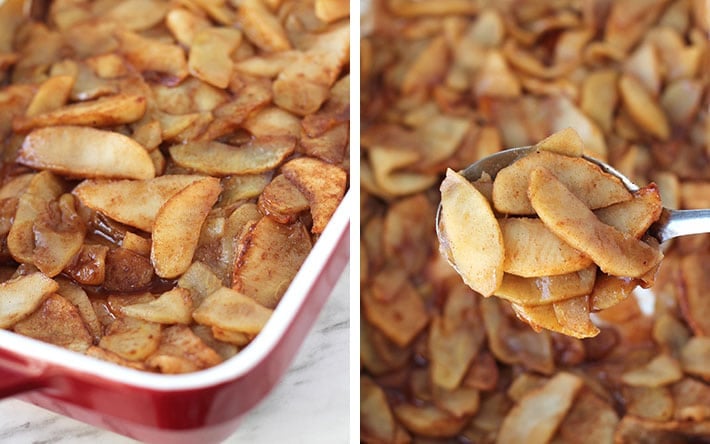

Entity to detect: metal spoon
[435,146,710,244]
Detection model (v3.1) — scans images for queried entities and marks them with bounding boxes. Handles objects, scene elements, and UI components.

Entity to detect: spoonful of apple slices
[436,128,710,338]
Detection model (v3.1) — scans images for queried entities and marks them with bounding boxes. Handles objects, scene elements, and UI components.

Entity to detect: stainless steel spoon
[435,146,710,244]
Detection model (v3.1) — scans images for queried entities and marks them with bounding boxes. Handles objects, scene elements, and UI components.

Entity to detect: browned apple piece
[74,175,204,232]
[429,282,485,389]
[590,274,638,311]
[552,295,600,338]
[24,75,74,117]
[18,126,155,180]
[7,171,65,264]
[621,354,684,387]
[529,167,662,278]
[497,372,584,443]
[393,403,469,438]
[362,281,428,348]
[494,266,596,306]
[188,27,242,89]
[115,29,188,82]
[169,136,295,176]
[145,324,222,374]
[595,183,663,238]
[99,316,161,361]
[281,157,347,233]
[232,217,312,309]
[493,150,631,215]
[237,0,291,52]
[499,217,592,277]
[13,94,146,133]
[257,174,309,224]
[511,303,597,339]
[32,193,86,277]
[439,169,504,297]
[192,287,273,335]
[55,277,101,342]
[0,273,59,329]
[151,177,222,278]
[534,127,584,157]
[13,293,92,352]
[120,287,193,325]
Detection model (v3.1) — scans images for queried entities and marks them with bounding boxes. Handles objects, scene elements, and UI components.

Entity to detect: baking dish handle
[0,371,44,398]
[0,356,47,398]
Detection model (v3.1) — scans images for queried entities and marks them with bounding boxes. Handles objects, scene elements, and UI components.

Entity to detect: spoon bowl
[436,147,710,244]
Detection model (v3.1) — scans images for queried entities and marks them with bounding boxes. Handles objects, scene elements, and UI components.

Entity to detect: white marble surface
[0,264,350,444]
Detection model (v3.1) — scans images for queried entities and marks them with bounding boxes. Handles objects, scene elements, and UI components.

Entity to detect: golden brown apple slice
[493,150,631,215]
[13,293,93,352]
[73,175,204,232]
[18,125,155,180]
[120,287,193,324]
[281,157,347,233]
[13,94,146,133]
[169,136,295,176]
[188,27,242,89]
[439,169,504,297]
[529,168,662,278]
[0,273,59,329]
[497,372,584,443]
[534,127,584,157]
[595,183,663,238]
[553,295,600,338]
[151,177,222,278]
[494,266,597,306]
[7,171,65,264]
[232,217,312,308]
[193,287,273,335]
[499,217,593,277]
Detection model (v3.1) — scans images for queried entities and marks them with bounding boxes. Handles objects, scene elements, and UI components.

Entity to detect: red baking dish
[0,191,350,444]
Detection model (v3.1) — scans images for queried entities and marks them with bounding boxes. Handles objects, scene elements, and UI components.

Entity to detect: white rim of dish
[0,190,351,391]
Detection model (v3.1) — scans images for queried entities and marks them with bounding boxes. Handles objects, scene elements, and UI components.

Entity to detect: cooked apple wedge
[13,94,147,133]
[120,287,193,324]
[439,169,504,297]
[257,174,310,224]
[0,272,59,329]
[7,171,65,264]
[281,157,347,233]
[151,177,222,278]
[595,183,663,238]
[188,27,242,89]
[169,136,295,176]
[13,293,93,352]
[534,127,584,157]
[494,267,597,306]
[499,217,592,277]
[73,175,205,232]
[193,287,273,335]
[493,150,631,215]
[552,295,600,338]
[232,217,312,308]
[18,126,155,180]
[529,167,662,278]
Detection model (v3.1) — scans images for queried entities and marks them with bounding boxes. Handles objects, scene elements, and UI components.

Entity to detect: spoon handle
[651,208,710,243]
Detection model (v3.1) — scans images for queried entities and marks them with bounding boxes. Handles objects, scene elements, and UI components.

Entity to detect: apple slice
[151,177,222,278]
[169,136,295,176]
[18,125,155,180]
[73,175,205,232]
[0,273,59,329]
[493,150,631,215]
[13,94,146,133]
[529,167,662,278]
[439,168,504,297]
[281,157,347,233]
